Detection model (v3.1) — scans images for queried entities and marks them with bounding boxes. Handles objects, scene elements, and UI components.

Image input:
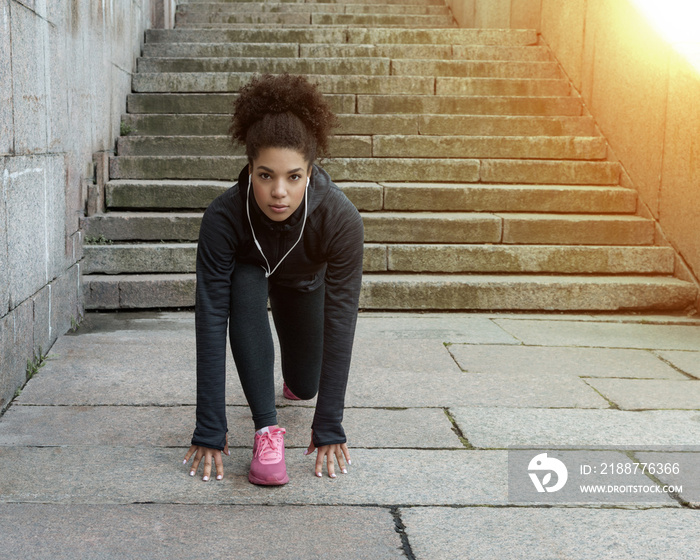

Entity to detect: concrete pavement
[1,310,700,559]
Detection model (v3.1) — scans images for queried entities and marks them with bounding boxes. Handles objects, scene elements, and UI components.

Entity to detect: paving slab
[0,447,508,506]
[0,405,460,449]
[448,344,686,379]
[655,350,700,379]
[451,408,700,449]
[15,331,605,408]
[354,314,520,343]
[401,507,700,560]
[635,452,700,507]
[0,504,403,560]
[351,362,608,408]
[493,318,700,350]
[585,379,700,410]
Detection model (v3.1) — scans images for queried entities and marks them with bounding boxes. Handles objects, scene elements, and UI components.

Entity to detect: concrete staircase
[81,0,698,311]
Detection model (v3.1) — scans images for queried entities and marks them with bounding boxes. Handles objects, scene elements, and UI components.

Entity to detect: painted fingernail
[330,473,337,478]
[182,459,187,465]
[216,474,223,480]
[342,468,348,474]
[189,471,195,477]
[316,472,322,477]
[203,476,209,482]
[303,450,308,455]
[347,459,352,465]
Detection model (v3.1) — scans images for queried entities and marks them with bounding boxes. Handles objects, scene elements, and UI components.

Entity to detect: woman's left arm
[307,192,364,475]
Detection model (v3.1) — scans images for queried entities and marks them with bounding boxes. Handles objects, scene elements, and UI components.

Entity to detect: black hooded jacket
[192,164,364,450]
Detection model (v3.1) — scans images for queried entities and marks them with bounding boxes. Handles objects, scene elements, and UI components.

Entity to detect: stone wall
[445,0,541,31]
[446,0,700,299]
[0,0,173,412]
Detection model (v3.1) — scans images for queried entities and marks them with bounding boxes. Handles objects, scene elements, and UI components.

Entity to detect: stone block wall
[446,0,700,300]
[446,0,541,31]
[0,0,174,412]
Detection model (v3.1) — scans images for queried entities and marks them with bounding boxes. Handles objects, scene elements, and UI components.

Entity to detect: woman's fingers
[183,444,197,465]
[327,449,336,478]
[202,450,213,481]
[314,447,325,477]
[189,448,203,476]
[184,445,226,480]
[214,450,224,480]
[334,446,347,475]
[341,443,352,469]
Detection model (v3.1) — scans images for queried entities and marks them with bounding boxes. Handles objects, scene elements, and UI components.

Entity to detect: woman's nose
[271,181,287,198]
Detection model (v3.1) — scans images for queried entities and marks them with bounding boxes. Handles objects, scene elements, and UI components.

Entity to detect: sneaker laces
[255,428,285,464]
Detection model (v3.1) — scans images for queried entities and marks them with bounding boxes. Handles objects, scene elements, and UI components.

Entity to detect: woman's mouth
[269,205,288,213]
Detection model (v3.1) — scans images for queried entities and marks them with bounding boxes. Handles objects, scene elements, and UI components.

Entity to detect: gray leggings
[228,262,325,430]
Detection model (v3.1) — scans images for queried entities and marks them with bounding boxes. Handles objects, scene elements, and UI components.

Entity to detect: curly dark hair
[229,73,338,165]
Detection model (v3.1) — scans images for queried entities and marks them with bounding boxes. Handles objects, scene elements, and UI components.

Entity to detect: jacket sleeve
[311,193,364,447]
[191,197,236,451]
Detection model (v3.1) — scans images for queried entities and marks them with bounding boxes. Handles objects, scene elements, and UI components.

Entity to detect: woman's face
[249,147,311,222]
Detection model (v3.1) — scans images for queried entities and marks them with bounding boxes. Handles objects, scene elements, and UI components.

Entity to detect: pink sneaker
[249,427,289,486]
[283,382,301,401]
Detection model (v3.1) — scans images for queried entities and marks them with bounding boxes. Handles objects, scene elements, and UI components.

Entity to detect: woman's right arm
[189,197,236,454]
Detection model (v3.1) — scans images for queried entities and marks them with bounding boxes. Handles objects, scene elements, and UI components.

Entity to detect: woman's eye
[259,173,270,180]
[290,174,301,181]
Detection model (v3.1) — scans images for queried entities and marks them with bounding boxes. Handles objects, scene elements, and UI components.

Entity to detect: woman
[182,73,364,485]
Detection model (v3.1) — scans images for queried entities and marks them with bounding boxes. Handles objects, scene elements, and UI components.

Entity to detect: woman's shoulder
[203,182,244,220]
[311,166,358,215]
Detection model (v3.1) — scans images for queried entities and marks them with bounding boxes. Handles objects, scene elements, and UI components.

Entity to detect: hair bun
[230,73,338,161]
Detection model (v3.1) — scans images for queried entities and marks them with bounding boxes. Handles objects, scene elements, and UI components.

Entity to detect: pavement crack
[443,408,475,449]
[625,450,696,509]
[390,506,416,560]
[651,351,699,380]
[581,379,621,410]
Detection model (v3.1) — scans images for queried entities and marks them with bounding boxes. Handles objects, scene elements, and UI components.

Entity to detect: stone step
[378,183,634,213]
[83,243,675,275]
[181,0,448,5]
[81,273,697,311]
[130,75,579,110]
[126,77,572,110]
[356,95,582,116]
[105,181,634,214]
[132,73,436,95]
[105,180,233,210]
[131,73,575,99]
[136,56,394,76]
[361,213,653,245]
[391,60,561,79]
[122,113,593,137]
[359,275,697,311]
[142,42,301,59]
[175,13,457,27]
[142,43,552,62]
[143,28,538,46]
[116,134,373,157]
[82,211,652,245]
[176,2,452,15]
[136,57,560,80]
[108,156,619,183]
[126,93,355,114]
[370,135,606,160]
[377,245,676,274]
[116,135,607,160]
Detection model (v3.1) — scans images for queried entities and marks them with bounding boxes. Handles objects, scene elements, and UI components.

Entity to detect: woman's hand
[183,434,230,482]
[304,431,351,478]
